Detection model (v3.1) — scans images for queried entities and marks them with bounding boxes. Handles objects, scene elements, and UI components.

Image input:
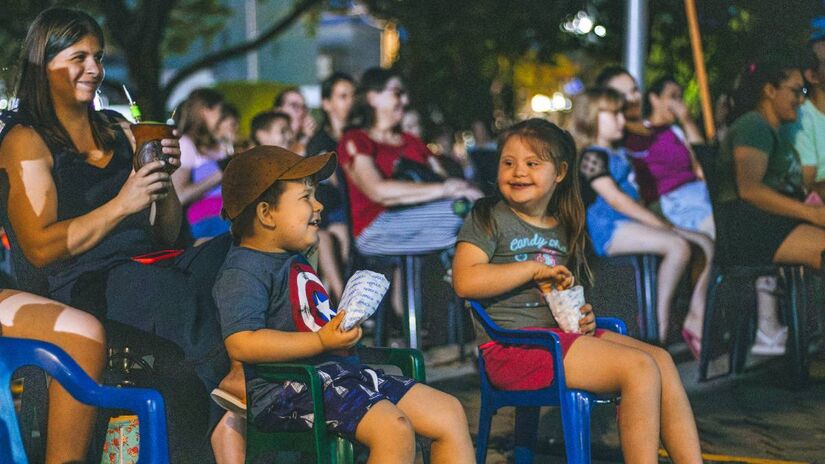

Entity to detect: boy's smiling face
[259,180,323,252]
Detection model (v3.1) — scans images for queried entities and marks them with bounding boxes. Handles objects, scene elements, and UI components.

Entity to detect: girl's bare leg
[355,400,416,463]
[396,384,474,464]
[673,229,714,338]
[0,290,106,464]
[607,222,691,343]
[588,332,703,464]
[563,334,662,464]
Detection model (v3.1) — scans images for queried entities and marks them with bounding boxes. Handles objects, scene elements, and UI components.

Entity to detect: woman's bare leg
[396,384,474,464]
[607,222,691,343]
[0,290,106,464]
[773,224,825,269]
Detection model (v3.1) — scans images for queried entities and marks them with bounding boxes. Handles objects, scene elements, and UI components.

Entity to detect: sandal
[681,328,702,360]
[210,388,247,418]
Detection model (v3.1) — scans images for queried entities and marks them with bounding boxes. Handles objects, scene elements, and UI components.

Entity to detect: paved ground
[425,345,825,463]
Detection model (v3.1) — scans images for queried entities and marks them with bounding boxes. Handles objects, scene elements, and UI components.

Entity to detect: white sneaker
[750,327,788,356]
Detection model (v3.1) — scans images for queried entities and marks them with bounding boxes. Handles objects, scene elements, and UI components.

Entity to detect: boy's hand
[579,304,596,335]
[533,264,574,293]
[317,311,362,351]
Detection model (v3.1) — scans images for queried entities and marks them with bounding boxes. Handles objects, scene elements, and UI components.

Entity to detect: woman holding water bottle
[0,7,241,459]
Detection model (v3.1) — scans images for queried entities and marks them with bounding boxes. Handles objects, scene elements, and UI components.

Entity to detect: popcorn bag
[544,285,586,333]
[339,270,391,331]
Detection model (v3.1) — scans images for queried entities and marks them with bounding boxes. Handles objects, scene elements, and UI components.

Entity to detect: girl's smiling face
[498,136,567,216]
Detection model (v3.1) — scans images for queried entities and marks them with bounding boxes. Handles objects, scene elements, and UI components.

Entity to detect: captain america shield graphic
[289,261,336,332]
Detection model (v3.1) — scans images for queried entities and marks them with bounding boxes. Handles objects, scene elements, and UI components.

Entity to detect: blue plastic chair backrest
[0,337,170,463]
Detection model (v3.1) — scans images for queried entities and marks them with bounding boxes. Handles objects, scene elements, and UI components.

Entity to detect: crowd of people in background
[2,5,825,464]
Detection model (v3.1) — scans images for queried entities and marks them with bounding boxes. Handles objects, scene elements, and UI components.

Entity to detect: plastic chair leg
[700,269,724,381]
[785,266,810,386]
[560,391,593,464]
[333,436,354,463]
[513,407,540,464]
[475,402,494,464]
[403,255,423,349]
[641,254,659,343]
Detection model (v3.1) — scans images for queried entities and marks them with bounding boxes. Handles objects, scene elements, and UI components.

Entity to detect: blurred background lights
[531,94,553,113]
[531,92,572,113]
[562,10,605,38]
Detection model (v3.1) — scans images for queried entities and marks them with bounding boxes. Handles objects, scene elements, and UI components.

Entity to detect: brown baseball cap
[221,145,337,220]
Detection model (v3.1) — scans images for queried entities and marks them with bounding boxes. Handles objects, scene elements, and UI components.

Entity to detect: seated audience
[214,146,475,464]
[338,68,481,257]
[306,72,357,301]
[173,88,231,240]
[716,58,825,354]
[0,8,238,458]
[784,35,825,198]
[571,88,712,355]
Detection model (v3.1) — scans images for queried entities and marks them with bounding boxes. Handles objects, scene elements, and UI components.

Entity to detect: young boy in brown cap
[212,145,474,463]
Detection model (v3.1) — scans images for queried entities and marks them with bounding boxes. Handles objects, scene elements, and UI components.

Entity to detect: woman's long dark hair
[471,118,591,282]
[345,67,401,132]
[174,87,224,152]
[13,7,116,153]
[727,59,799,124]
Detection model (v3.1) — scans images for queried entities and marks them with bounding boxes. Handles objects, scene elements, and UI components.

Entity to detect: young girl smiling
[452,118,702,464]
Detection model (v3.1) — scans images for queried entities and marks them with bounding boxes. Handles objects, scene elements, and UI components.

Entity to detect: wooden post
[684,0,715,140]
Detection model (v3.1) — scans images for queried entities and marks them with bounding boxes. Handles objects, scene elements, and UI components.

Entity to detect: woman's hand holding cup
[115,160,173,215]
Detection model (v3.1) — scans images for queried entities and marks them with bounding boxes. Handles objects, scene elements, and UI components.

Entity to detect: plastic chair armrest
[595,317,627,335]
[357,346,426,382]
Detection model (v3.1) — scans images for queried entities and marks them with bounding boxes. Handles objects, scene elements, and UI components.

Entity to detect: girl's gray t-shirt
[457,201,569,340]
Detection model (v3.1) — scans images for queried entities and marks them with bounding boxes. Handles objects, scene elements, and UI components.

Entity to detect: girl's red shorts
[479,328,606,391]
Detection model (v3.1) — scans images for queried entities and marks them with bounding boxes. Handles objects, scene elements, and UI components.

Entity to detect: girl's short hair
[345,67,401,132]
[569,87,625,152]
[13,7,117,153]
[471,118,591,282]
[175,88,224,152]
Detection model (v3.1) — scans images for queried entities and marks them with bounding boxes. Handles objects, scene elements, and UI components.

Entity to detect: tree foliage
[0,0,322,119]
[361,0,823,132]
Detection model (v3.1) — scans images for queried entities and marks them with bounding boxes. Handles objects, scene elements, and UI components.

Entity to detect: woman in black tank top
[0,7,239,461]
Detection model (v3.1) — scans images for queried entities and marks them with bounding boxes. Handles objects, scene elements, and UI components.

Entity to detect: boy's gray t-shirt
[457,201,569,340]
[213,243,337,341]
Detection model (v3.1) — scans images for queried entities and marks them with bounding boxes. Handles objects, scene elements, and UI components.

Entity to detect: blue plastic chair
[0,337,169,463]
[468,300,627,464]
